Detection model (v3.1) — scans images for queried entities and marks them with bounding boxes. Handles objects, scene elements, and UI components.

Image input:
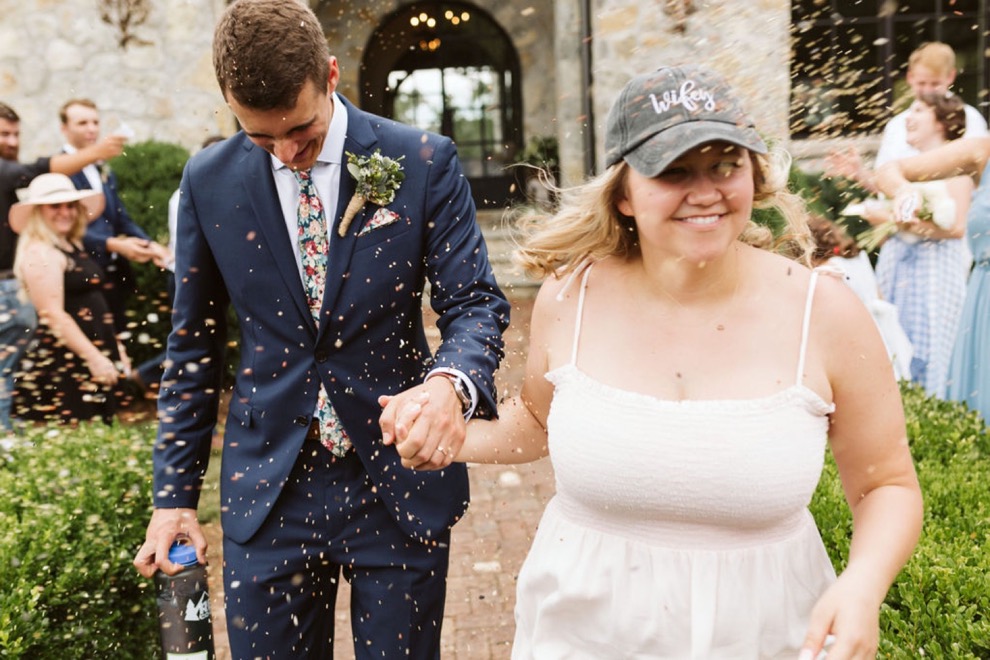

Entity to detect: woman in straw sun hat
[389,64,922,658]
[10,173,128,425]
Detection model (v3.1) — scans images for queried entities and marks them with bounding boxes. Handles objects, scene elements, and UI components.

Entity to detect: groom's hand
[379,377,465,470]
[133,507,207,578]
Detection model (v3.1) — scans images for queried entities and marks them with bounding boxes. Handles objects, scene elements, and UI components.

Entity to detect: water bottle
[155,540,215,659]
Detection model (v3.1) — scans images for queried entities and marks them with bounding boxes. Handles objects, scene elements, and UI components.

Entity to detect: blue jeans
[0,280,38,430]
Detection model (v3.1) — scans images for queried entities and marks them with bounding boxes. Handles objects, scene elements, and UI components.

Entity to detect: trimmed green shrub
[752,164,870,253]
[788,165,877,262]
[810,382,990,658]
[0,422,159,657]
[111,140,241,386]
[788,165,869,225]
[108,141,189,370]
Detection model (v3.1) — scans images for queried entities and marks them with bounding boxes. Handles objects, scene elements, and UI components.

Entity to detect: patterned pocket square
[358,207,402,236]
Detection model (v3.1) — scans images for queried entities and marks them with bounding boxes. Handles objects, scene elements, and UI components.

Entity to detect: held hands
[108,236,163,263]
[149,242,173,269]
[379,376,466,470]
[798,575,880,660]
[133,508,208,578]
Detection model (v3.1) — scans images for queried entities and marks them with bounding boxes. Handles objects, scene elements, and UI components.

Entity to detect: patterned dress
[14,243,119,424]
[876,232,968,397]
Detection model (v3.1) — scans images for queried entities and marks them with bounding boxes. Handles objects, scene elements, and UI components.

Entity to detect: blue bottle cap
[167,541,199,567]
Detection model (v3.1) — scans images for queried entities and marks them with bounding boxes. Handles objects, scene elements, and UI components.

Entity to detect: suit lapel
[69,170,92,191]
[319,98,378,332]
[238,141,314,334]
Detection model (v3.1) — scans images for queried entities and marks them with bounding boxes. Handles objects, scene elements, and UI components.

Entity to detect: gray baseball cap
[604,64,767,177]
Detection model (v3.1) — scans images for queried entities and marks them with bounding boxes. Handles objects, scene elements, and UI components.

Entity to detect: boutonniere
[99,162,111,184]
[338,149,405,237]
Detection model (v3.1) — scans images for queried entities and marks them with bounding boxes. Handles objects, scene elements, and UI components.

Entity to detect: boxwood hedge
[108,141,188,373]
[810,383,990,658]
[111,140,242,387]
[0,422,159,657]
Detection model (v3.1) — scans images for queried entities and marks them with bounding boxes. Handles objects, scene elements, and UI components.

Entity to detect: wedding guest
[0,101,125,431]
[132,1,509,658]
[876,132,990,425]
[59,98,171,333]
[10,173,127,425]
[389,65,922,659]
[825,41,987,192]
[863,91,971,397]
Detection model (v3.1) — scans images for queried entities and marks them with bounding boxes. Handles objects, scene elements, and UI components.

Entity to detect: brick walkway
[202,290,551,658]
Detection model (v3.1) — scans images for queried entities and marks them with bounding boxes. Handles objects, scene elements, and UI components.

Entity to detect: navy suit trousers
[222,437,451,659]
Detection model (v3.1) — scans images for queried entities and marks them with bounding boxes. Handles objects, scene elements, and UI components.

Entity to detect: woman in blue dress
[865,92,973,398]
[877,133,990,423]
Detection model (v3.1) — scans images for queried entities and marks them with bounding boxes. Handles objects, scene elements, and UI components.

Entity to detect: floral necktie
[294,168,351,457]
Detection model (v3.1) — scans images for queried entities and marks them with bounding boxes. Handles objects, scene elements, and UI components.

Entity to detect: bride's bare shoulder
[746,247,816,290]
[533,258,612,306]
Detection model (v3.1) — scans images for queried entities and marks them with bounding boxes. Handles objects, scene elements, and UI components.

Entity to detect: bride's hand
[799,575,879,659]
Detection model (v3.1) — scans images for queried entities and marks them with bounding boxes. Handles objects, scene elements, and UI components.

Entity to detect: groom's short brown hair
[213,0,330,111]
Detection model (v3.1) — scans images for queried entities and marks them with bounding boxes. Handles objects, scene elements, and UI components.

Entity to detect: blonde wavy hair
[13,203,89,286]
[511,146,813,280]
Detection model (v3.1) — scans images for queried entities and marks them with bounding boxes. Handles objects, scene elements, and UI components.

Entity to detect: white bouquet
[842,181,955,251]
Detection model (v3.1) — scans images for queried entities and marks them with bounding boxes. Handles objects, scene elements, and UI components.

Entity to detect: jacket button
[315,351,328,363]
[294,415,309,427]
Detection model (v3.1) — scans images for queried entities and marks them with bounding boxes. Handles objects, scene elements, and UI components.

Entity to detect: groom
[132,1,509,657]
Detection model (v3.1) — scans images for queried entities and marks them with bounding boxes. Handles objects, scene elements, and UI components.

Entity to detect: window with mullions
[790,0,989,139]
[387,66,510,179]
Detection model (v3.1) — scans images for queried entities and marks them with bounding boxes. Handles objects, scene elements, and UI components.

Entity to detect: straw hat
[9,173,105,234]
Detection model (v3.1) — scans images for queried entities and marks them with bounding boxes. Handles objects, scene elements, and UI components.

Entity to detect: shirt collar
[271,92,347,171]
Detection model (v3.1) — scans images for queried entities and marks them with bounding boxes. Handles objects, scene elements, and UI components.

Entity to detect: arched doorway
[360,2,523,208]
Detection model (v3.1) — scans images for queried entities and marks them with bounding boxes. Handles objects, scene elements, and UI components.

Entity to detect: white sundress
[512,267,838,659]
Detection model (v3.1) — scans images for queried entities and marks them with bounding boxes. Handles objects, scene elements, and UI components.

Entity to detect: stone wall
[1,0,231,160]
[2,0,793,184]
[572,0,792,185]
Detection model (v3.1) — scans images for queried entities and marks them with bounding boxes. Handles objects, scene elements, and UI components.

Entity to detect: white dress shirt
[62,143,104,192]
[270,93,347,288]
[267,93,478,416]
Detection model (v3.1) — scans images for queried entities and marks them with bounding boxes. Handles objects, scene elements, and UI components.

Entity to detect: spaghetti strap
[795,269,821,385]
[569,263,595,366]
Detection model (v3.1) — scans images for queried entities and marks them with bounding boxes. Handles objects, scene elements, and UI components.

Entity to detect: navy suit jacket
[68,166,150,268]
[153,96,510,545]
